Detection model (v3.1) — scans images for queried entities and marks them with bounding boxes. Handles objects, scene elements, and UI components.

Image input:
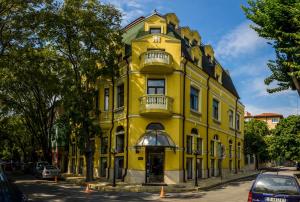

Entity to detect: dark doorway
[146,147,164,183]
[115,157,124,179]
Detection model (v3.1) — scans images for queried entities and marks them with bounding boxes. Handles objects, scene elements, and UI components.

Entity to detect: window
[116,126,125,153]
[146,123,164,130]
[194,58,199,66]
[117,84,124,108]
[187,158,193,179]
[192,39,198,46]
[101,137,108,154]
[213,99,219,120]
[150,27,161,34]
[237,142,241,159]
[186,136,193,154]
[272,118,279,123]
[104,88,109,111]
[191,128,198,135]
[196,158,202,178]
[147,79,165,94]
[229,110,234,128]
[184,36,190,46]
[236,114,240,130]
[229,140,233,158]
[210,141,215,156]
[169,22,176,30]
[190,87,199,111]
[196,138,202,155]
[100,157,107,177]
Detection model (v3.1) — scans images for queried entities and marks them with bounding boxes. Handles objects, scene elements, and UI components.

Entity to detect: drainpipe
[206,76,210,178]
[107,76,115,180]
[122,58,130,181]
[182,59,188,182]
[234,99,238,174]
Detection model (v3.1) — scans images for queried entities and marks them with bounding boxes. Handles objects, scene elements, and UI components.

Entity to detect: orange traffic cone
[84,183,91,193]
[160,186,165,198]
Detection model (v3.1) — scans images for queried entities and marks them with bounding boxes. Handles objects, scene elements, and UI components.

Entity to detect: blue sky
[103,0,299,117]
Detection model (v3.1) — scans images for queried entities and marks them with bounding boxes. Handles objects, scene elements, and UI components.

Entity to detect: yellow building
[68,12,245,184]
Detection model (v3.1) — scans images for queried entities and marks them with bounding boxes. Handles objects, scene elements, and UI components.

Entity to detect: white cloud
[102,0,157,25]
[215,22,267,59]
[244,77,294,97]
[230,57,269,77]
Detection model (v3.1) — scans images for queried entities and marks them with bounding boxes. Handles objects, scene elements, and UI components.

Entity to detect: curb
[63,172,259,193]
[198,172,259,191]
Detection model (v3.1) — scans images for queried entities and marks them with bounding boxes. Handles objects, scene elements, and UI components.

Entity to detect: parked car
[33,161,49,175]
[36,165,60,179]
[248,173,300,202]
[0,163,28,201]
[296,162,300,171]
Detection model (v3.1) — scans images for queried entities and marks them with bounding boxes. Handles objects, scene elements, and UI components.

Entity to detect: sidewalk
[63,170,259,193]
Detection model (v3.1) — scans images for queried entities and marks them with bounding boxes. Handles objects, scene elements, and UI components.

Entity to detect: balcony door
[147,79,165,95]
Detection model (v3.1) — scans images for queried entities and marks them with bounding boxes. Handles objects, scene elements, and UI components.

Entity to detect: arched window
[229,139,232,144]
[146,123,164,131]
[213,135,219,141]
[191,128,198,135]
[116,126,124,153]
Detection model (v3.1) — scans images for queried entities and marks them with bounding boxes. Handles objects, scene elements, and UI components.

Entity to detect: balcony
[139,95,173,118]
[140,50,173,74]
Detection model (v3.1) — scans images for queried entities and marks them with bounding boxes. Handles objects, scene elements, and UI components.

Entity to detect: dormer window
[184,36,190,46]
[194,58,199,66]
[192,39,198,46]
[169,22,176,30]
[150,28,161,34]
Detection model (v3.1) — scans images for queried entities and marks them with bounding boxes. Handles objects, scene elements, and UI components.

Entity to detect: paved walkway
[63,170,259,192]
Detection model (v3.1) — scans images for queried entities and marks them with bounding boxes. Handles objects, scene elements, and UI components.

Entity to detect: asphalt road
[11,167,299,202]
[12,175,256,202]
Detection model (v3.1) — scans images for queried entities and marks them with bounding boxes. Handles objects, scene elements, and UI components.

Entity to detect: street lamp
[110,149,117,187]
[193,150,201,187]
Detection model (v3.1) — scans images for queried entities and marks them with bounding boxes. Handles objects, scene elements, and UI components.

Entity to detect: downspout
[182,59,188,182]
[122,58,130,181]
[206,76,210,178]
[107,76,115,180]
[234,99,238,174]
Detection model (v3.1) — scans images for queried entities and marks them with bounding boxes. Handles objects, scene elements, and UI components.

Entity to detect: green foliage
[243,0,300,95]
[244,119,269,159]
[267,115,300,161]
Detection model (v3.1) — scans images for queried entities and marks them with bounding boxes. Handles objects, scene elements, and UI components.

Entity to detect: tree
[44,0,122,181]
[267,115,300,162]
[0,0,65,162]
[243,0,300,96]
[244,119,269,169]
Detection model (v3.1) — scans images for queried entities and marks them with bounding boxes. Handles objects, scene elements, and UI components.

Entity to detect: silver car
[40,165,60,179]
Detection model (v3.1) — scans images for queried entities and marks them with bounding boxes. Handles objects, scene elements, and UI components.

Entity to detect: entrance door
[146,147,164,183]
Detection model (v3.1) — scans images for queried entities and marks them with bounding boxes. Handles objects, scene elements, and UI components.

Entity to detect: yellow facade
[68,12,245,184]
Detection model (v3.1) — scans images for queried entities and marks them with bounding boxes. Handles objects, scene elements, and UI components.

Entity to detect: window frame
[186,135,193,154]
[104,88,109,111]
[228,109,234,128]
[190,86,199,111]
[147,79,165,95]
[117,83,124,108]
[149,27,161,34]
[212,98,220,121]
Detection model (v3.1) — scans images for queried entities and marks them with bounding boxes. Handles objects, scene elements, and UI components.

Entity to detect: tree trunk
[291,76,300,96]
[255,154,259,170]
[83,120,93,182]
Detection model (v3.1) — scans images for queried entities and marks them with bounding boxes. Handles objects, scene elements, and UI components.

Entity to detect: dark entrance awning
[135,130,176,149]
